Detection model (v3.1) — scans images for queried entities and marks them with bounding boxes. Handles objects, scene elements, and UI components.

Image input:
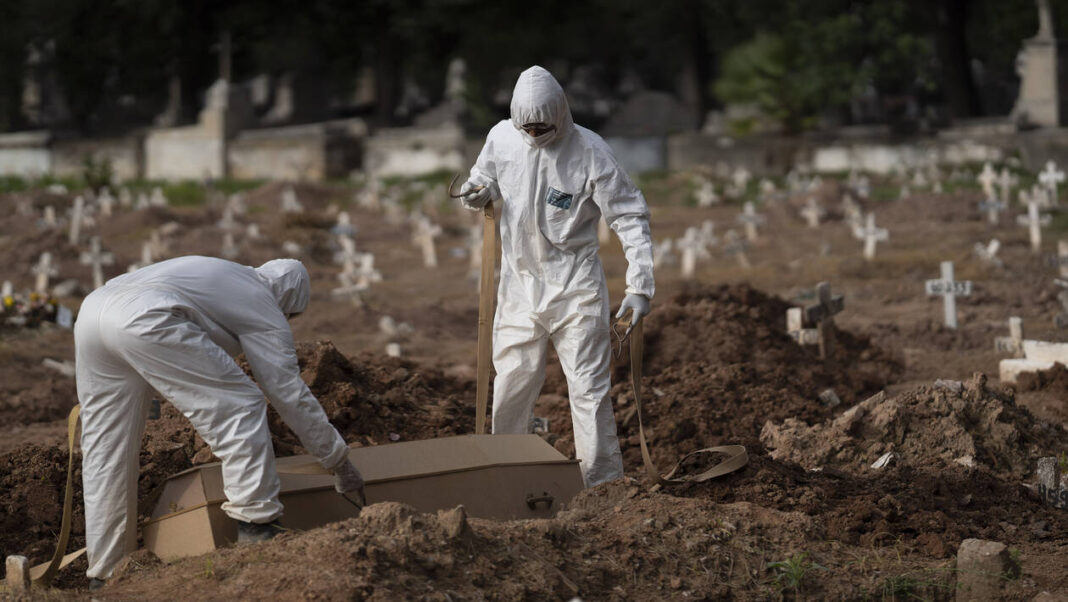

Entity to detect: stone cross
[1017,200,1051,253]
[334,235,361,269]
[227,192,247,214]
[221,232,239,259]
[997,168,1016,205]
[758,178,777,202]
[331,212,356,237]
[119,187,132,208]
[43,205,57,228]
[803,281,844,359]
[217,206,238,231]
[281,186,304,213]
[246,223,261,239]
[842,194,862,230]
[994,316,1025,357]
[32,252,58,294]
[653,238,675,270]
[911,170,929,189]
[80,236,114,289]
[150,187,168,207]
[723,229,751,269]
[695,179,719,208]
[977,162,997,199]
[676,227,705,278]
[925,261,972,329]
[731,166,752,191]
[67,196,85,245]
[700,220,718,248]
[974,239,1002,268]
[800,197,824,228]
[1039,160,1065,206]
[787,307,819,345]
[855,213,888,260]
[412,218,443,268]
[977,196,1006,225]
[736,201,764,242]
[98,187,115,217]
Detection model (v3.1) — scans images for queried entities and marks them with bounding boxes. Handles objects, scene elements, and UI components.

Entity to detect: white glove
[459,181,492,211]
[615,294,650,327]
[332,457,366,506]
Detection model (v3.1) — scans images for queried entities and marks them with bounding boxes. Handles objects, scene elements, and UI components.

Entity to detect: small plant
[1058,451,1067,473]
[768,552,823,598]
[81,154,113,192]
[1004,547,1022,581]
[202,557,216,579]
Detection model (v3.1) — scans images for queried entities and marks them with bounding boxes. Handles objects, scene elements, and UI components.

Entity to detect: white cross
[246,223,261,239]
[977,196,1006,225]
[695,179,719,208]
[800,197,824,228]
[32,252,58,295]
[911,170,929,189]
[977,163,997,198]
[135,191,150,210]
[700,220,717,247]
[227,192,247,214]
[221,232,239,259]
[217,206,238,231]
[281,186,303,213]
[676,227,707,278]
[98,188,115,217]
[118,187,132,208]
[997,168,1016,205]
[842,194,862,230]
[723,229,751,269]
[652,238,675,269]
[43,205,57,228]
[736,201,764,242]
[994,316,1024,357]
[1039,160,1065,206]
[357,176,382,211]
[1017,200,1051,253]
[332,212,355,237]
[898,184,911,201]
[855,213,888,260]
[925,261,972,329]
[973,239,1002,268]
[67,196,85,245]
[80,236,115,290]
[150,187,168,207]
[731,166,752,191]
[411,218,442,268]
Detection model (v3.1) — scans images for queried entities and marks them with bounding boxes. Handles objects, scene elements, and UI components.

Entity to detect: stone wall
[605,136,666,174]
[0,131,51,177]
[365,125,465,177]
[667,132,802,175]
[145,123,225,180]
[52,135,142,181]
[229,119,366,181]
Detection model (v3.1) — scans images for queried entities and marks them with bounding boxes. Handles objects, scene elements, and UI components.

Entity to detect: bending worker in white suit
[74,256,365,586]
[460,65,655,487]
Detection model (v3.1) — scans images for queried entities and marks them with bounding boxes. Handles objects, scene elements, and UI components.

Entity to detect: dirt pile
[538,284,902,470]
[1017,362,1068,394]
[760,373,1068,478]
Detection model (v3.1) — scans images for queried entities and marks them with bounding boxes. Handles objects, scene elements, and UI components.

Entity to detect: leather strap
[619,313,748,486]
[29,404,86,585]
[475,202,496,434]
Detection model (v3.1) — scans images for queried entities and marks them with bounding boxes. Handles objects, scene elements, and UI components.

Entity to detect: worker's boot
[235,519,286,543]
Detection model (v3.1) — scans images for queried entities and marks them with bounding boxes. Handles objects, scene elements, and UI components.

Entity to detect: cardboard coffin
[142,434,584,561]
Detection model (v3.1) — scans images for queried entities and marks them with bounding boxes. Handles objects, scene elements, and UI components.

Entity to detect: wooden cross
[1040,160,1065,206]
[736,201,765,242]
[977,162,997,199]
[855,213,888,260]
[977,196,1006,225]
[1017,200,1051,253]
[68,196,85,246]
[925,261,972,329]
[80,236,114,289]
[32,252,58,294]
[803,281,844,359]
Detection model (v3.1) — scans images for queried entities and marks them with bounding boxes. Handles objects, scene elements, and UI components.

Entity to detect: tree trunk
[934,0,982,118]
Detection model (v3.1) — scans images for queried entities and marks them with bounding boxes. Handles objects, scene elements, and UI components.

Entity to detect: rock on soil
[761,373,1068,478]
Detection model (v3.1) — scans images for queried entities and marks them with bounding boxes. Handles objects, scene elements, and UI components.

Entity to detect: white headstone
[977,162,997,198]
[676,227,704,279]
[98,187,115,217]
[32,252,58,294]
[79,236,114,290]
[118,187,132,208]
[997,168,1016,205]
[737,201,764,242]
[1017,200,1051,253]
[135,191,150,210]
[412,218,442,268]
[227,192,247,214]
[43,205,57,227]
[1039,160,1065,206]
[800,197,824,228]
[695,179,719,208]
[855,213,888,260]
[332,212,356,237]
[217,206,237,231]
[925,261,972,329]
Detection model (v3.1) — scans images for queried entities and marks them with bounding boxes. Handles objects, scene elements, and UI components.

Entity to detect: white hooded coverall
[74,256,349,579]
[466,66,655,487]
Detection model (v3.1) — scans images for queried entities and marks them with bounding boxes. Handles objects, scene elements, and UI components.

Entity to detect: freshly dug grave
[537,283,902,470]
[760,372,1068,478]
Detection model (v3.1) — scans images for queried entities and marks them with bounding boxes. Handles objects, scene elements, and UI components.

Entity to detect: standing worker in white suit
[459,66,655,487]
[74,256,365,589]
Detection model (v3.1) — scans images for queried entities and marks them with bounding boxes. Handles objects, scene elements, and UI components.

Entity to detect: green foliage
[81,154,113,192]
[768,552,823,597]
[1059,451,1068,473]
[0,175,28,193]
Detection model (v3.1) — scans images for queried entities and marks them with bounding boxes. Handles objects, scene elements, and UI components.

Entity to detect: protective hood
[510,66,574,148]
[254,259,310,315]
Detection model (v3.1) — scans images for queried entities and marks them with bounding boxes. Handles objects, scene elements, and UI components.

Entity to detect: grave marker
[246,223,261,239]
[695,179,719,207]
[723,229,751,269]
[32,252,58,294]
[221,232,238,259]
[786,307,819,345]
[150,187,168,207]
[119,187,132,208]
[736,201,764,242]
[331,212,355,237]
[994,316,1024,357]
[98,187,115,217]
[925,261,972,329]
[855,213,888,260]
[136,191,150,210]
[1017,200,1051,253]
[412,218,443,268]
[5,555,29,593]
[43,205,57,227]
[281,186,303,213]
[977,197,1006,225]
[1057,240,1068,278]
[997,168,1016,205]
[1039,160,1065,206]
[800,197,824,228]
[80,236,114,290]
[973,239,1002,268]
[217,206,238,231]
[803,281,844,359]
[977,162,997,198]
[653,238,675,270]
[676,227,705,279]
[2,281,12,299]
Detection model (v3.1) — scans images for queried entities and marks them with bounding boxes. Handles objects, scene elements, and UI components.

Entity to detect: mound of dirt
[760,373,1068,478]
[1017,362,1068,394]
[538,284,902,470]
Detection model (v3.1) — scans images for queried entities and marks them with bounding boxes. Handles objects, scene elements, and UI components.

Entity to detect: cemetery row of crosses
[1,154,1068,598]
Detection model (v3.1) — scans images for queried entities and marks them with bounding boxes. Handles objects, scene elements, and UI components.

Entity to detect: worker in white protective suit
[459,66,655,487]
[74,256,365,588]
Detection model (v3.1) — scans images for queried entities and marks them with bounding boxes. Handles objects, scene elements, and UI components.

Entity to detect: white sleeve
[467,135,502,202]
[592,156,655,299]
[239,327,348,469]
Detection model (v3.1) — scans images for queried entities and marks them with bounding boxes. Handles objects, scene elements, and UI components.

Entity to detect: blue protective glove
[615,293,650,327]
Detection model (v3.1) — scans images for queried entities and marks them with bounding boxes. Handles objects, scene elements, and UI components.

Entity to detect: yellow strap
[29,404,82,586]
[475,202,496,434]
[621,314,748,486]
